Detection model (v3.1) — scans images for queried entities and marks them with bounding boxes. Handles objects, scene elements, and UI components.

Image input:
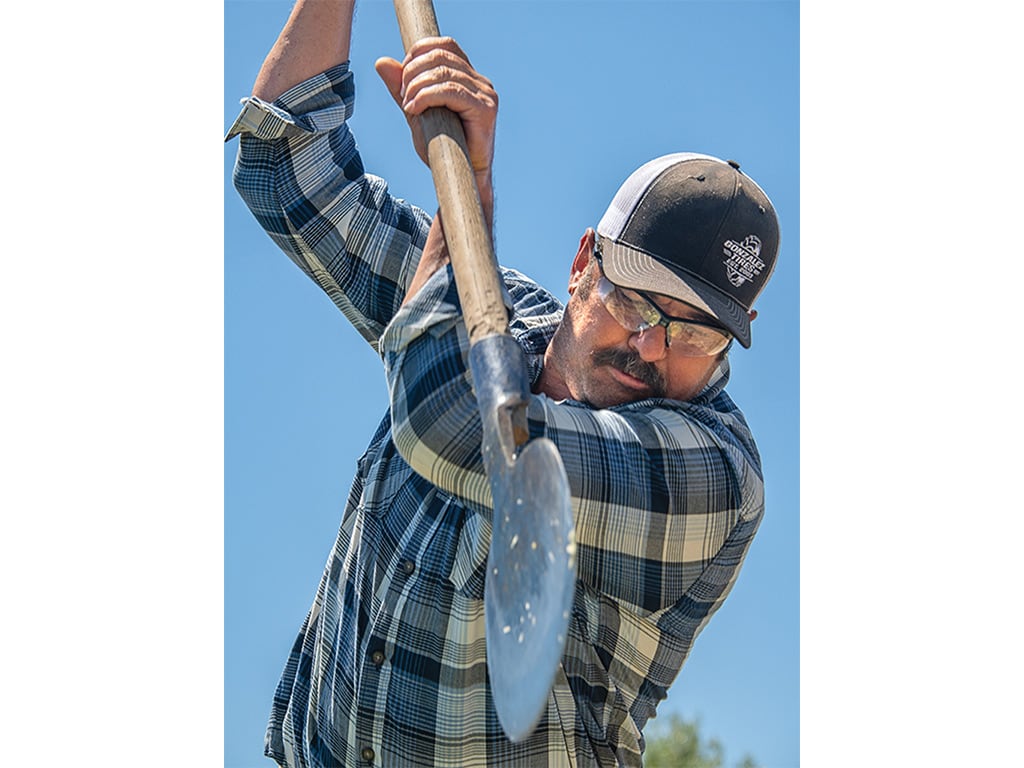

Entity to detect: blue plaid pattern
[230,63,765,768]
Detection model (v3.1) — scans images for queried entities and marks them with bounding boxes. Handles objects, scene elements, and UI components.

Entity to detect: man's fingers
[400,45,493,108]
[402,36,471,68]
[401,68,497,117]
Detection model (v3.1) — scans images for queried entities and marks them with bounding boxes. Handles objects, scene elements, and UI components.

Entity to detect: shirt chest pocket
[448,507,491,599]
[356,432,412,516]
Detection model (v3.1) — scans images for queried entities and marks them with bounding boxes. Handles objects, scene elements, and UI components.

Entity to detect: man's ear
[568,228,596,295]
[748,309,758,322]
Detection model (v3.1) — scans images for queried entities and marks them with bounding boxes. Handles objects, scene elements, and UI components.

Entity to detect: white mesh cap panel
[596,153,720,241]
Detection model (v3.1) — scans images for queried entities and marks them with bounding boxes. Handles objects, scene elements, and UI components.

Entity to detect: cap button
[726,159,741,170]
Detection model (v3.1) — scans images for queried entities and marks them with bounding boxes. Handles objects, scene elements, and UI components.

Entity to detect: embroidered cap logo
[723,234,765,288]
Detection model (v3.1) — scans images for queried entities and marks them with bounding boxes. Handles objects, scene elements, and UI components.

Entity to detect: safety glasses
[594,252,732,357]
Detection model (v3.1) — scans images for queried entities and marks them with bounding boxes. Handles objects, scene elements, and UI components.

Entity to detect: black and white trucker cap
[596,153,780,348]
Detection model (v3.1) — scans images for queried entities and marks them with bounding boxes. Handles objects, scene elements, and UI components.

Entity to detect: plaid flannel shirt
[229,63,765,768]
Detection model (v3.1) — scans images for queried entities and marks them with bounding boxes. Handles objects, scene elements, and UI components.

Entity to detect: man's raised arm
[252,0,355,102]
[229,0,434,347]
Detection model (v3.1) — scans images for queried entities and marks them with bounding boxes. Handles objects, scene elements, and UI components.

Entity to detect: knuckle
[439,36,467,56]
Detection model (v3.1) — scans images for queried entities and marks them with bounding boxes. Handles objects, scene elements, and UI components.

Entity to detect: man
[227,1,780,765]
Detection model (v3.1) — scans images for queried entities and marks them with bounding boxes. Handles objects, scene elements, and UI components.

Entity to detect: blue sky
[224,2,798,766]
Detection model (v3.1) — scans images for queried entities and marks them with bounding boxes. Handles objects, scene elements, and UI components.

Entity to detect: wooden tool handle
[394,0,509,344]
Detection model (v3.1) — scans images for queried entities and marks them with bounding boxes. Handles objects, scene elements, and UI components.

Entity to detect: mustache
[591,348,666,397]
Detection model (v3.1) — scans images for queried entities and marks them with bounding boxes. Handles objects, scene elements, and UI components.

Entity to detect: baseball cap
[596,152,780,349]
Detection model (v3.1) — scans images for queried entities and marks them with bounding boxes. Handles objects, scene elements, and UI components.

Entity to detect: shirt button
[370,650,385,667]
[361,746,375,763]
[400,559,416,575]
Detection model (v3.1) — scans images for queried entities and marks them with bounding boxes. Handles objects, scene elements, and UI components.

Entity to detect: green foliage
[643,714,760,768]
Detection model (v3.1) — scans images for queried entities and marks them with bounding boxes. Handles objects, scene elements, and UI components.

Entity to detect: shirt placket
[354,537,423,765]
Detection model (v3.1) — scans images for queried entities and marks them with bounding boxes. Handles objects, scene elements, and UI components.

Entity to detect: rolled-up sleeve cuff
[379,266,464,357]
[379,264,516,358]
[224,62,355,142]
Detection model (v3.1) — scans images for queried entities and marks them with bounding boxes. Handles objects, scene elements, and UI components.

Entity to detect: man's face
[537,230,728,409]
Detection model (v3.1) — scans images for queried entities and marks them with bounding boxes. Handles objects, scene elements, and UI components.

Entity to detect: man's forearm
[253,0,356,101]
[401,180,493,308]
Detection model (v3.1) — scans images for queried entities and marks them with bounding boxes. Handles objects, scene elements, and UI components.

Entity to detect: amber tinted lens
[597,278,647,331]
[664,321,731,356]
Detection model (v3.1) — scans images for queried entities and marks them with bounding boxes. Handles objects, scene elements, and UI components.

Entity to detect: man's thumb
[374,57,405,106]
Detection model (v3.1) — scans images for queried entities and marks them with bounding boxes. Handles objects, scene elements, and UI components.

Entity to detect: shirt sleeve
[379,263,765,617]
[228,63,434,349]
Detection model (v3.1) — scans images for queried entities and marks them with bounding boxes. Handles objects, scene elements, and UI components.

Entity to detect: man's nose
[628,325,669,362]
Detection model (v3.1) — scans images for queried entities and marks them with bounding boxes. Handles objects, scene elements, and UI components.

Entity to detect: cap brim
[599,237,752,348]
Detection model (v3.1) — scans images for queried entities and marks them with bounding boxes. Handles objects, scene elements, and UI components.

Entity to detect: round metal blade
[485,437,576,742]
